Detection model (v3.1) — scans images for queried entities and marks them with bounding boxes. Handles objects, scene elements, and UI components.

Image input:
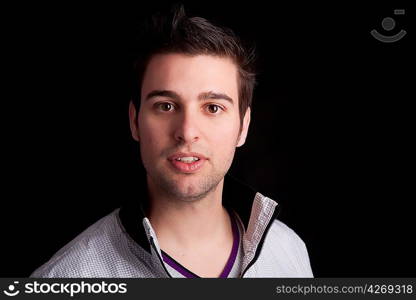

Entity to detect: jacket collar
[118,174,277,255]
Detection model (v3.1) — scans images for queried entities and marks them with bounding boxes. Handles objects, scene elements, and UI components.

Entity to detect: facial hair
[144,146,236,203]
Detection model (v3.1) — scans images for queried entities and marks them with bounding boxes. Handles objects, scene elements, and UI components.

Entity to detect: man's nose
[173,108,201,144]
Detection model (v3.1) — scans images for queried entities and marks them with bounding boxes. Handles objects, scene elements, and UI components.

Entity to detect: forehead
[141,53,239,99]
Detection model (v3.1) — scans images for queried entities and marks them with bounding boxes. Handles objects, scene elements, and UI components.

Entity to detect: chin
[167,176,215,201]
[173,178,204,194]
[150,166,223,200]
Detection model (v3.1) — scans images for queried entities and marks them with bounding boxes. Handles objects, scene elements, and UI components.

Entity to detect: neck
[146,177,231,251]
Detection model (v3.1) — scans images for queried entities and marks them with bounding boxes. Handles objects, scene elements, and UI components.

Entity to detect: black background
[2,1,414,277]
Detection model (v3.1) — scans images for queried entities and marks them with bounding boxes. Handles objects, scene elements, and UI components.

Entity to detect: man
[31,5,313,278]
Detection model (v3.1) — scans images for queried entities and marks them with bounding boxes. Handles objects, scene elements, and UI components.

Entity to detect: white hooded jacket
[31,176,313,278]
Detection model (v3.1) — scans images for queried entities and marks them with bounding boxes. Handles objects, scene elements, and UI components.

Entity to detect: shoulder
[269,219,306,248]
[265,219,314,277]
[31,210,122,278]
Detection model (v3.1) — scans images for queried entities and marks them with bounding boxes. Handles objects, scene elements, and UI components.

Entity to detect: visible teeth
[176,156,199,163]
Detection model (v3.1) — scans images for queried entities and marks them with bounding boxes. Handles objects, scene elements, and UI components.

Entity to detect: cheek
[209,118,240,158]
[138,116,170,156]
[210,116,240,142]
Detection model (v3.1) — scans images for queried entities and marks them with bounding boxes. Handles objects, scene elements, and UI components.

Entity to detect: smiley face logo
[3,281,20,297]
[371,9,407,43]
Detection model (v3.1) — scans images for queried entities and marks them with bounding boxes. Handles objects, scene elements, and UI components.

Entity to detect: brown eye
[207,104,220,114]
[158,102,174,112]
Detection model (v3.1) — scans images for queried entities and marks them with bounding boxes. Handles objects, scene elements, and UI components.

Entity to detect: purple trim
[161,211,240,278]
[219,211,240,278]
[162,251,199,278]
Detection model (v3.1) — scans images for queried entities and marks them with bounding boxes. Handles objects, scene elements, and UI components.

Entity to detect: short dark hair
[131,4,256,130]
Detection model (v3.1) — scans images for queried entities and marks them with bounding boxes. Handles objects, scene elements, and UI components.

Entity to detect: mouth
[167,152,207,173]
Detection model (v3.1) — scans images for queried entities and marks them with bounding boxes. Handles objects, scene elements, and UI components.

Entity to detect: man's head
[129,5,256,201]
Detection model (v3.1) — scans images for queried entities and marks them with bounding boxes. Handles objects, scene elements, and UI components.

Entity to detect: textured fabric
[31,190,313,278]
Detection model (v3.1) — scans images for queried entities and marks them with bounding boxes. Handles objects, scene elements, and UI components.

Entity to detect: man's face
[129,53,250,201]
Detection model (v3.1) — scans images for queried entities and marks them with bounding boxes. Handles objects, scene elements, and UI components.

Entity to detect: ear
[236,107,251,147]
[129,101,140,142]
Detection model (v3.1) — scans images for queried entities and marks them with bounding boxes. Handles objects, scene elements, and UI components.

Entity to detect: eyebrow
[145,90,234,105]
[145,90,181,101]
[199,91,234,104]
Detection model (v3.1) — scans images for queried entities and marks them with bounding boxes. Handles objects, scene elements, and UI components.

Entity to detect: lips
[168,152,207,173]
